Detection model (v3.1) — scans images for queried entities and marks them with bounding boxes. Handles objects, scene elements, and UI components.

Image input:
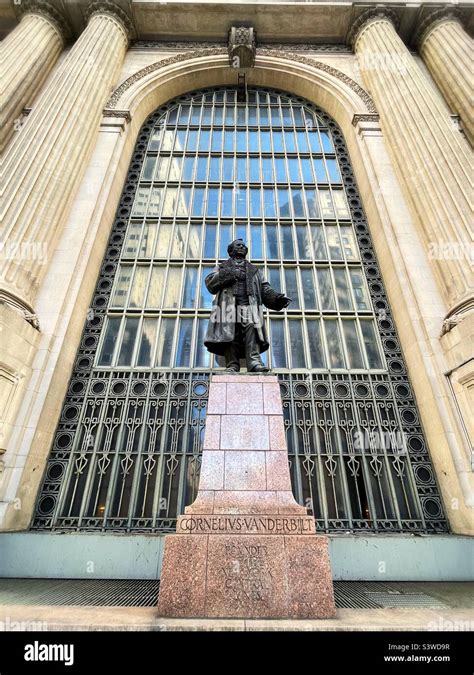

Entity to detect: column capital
[17,0,71,43]
[85,1,135,44]
[414,6,465,48]
[347,6,400,49]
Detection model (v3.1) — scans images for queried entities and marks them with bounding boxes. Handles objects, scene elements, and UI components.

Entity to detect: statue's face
[230,240,248,259]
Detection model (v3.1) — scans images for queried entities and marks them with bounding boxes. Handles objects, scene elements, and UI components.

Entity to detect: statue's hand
[281,295,292,308]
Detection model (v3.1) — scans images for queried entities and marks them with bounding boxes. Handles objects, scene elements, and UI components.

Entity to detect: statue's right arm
[205,265,235,294]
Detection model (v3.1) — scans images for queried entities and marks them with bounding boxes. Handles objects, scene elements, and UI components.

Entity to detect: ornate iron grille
[32,87,447,533]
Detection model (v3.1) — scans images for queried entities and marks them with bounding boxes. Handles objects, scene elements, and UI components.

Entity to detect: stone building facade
[0,0,472,579]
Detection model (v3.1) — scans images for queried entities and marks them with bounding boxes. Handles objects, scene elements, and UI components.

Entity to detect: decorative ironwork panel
[32,87,447,533]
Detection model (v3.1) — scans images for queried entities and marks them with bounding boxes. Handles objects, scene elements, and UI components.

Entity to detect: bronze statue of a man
[204,239,291,372]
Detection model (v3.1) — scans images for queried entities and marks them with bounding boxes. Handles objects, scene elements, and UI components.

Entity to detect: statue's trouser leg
[240,309,263,370]
[224,324,241,371]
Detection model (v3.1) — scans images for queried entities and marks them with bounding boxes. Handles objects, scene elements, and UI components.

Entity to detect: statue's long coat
[204,259,286,357]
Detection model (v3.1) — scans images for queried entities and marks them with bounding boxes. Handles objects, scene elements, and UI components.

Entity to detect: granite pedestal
[157,374,336,619]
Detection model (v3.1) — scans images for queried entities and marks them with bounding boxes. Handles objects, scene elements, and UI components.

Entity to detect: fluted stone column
[351,9,473,322]
[1,2,131,317]
[0,2,68,154]
[417,9,474,147]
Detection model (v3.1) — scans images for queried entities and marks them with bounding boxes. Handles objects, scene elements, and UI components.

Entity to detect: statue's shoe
[249,364,270,373]
[224,366,240,373]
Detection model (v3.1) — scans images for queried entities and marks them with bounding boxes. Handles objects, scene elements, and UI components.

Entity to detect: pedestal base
[157,531,335,619]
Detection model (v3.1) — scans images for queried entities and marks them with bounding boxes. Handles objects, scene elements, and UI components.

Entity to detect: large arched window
[33,87,447,534]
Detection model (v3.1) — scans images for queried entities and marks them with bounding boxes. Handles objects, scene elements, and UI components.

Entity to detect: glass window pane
[178,188,193,217]
[236,130,247,152]
[308,131,321,153]
[281,107,292,126]
[161,187,177,216]
[319,190,335,219]
[222,157,234,182]
[221,188,233,217]
[186,130,198,151]
[311,225,327,259]
[117,317,139,366]
[284,130,296,153]
[284,268,299,308]
[129,266,148,307]
[259,107,269,126]
[350,269,370,310]
[275,158,287,182]
[300,158,313,183]
[140,222,157,258]
[293,108,304,127]
[272,131,284,153]
[248,107,257,125]
[182,266,198,307]
[320,131,333,152]
[326,225,343,260]
[178,104,190,125]
[213,107,223,125]
[170,223,187,257]
[281,225,295,259]
[123,222,142,258]
[305,189,320,218]
[326,159,341,183]
[260,131,271,152]
[137,319,158,367]
[237,107,246,126]
[343,320,364,369]
[313,159,327,182]
[333,191,350,219]
[148,187,163,217]
[236,187,247,217]
[163,267,182,308]
[187,224,201,258]
[288,159,300,182]
[264,189,276,217]
[192,188,205,216]
[156,156,170,181]
[207,188,219,216]
[202,106,212,124]
[251,225,263,258]
[175,319,194,367]
[266,225,278,259]
[289,320,306,368]
[250,188,262,217]
[204,223,217,258]
[277,189,291,217]
[267,267,281,292]
[317,268,335,309]
[360,320,383,369]
[307,319,325,368]
[296,131,310,153]
[301,268,317,309]
[249,158,260,182]
[225,106,235,126]
[142,156,155,181]
[97,317,121,366]
[175,129,187,152]
[219,224,232,259]
[237,157,247,182]
[146,265,165,307]
[155,223,172,257]
[191,104,201,124]
[248,130,258,152]
[132,187,149,216]
[155,318,175,367]
[334,268,353,311]
[291,190,305,218]
[196,156,208,181]
[198,130,210,151]
[200,267,214,308]
[182,156,195,181]
[262,158,273,182]
[324,319,345,368]
[236,224,246,242]
[211,129,222,152]
[270,320,287,368]
[195,318,210,367]
[224,130,234,152]
[296,225,311,260]
[340,225,359,260]
[271,107,281,126]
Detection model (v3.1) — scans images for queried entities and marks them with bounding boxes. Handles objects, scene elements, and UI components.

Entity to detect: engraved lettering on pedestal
[222,543,273,602]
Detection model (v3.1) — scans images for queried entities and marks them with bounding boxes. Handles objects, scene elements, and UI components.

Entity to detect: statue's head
[228,239,248,259]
